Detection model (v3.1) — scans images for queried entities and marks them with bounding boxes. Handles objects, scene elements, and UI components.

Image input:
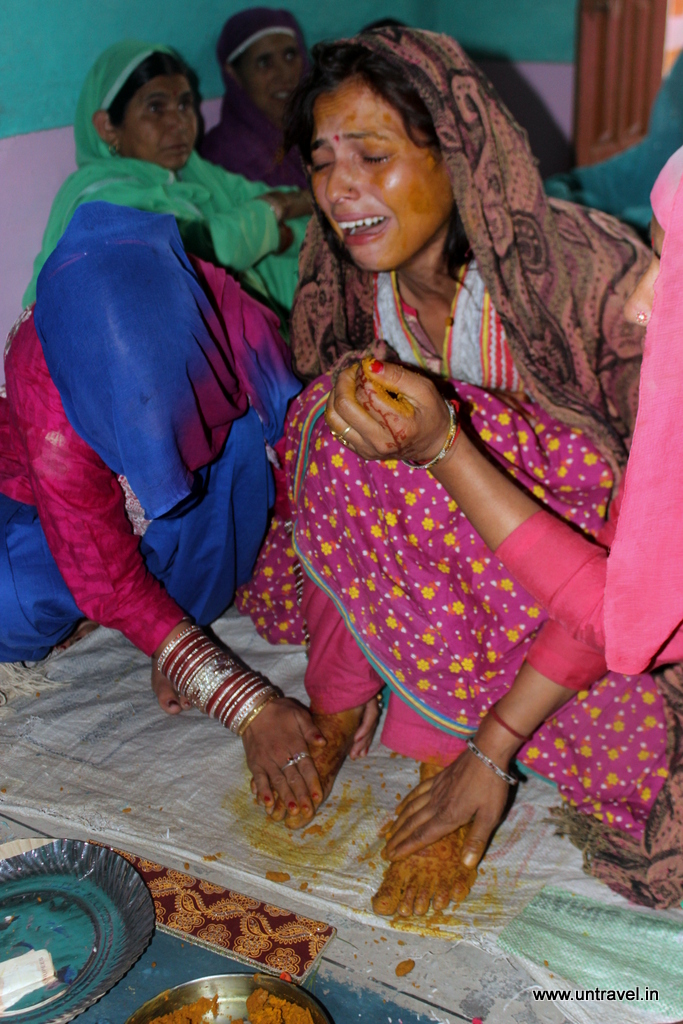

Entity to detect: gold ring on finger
[332,425,352,446]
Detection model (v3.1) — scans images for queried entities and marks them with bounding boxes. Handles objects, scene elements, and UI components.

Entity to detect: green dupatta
[23,39,307,310]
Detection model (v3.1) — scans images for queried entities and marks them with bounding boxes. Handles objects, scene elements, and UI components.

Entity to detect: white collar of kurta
[374,266,486,387]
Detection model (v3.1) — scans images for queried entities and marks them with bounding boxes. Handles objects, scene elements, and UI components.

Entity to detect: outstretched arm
[386,660,577,864]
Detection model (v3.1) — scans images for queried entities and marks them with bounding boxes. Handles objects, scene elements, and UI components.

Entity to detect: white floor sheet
[1,610,680,1024]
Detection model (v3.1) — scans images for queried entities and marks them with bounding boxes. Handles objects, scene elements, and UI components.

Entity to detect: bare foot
[56,619,99,651]
[372,763,477,917]
[279,707,364,829]
[151,660,192,715]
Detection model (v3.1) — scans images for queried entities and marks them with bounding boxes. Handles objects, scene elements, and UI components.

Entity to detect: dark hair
[360,17,407,32]
[107,51,200,125]
[285,42,470,277]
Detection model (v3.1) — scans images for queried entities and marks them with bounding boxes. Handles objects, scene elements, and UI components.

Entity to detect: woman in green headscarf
[24,40,311,311]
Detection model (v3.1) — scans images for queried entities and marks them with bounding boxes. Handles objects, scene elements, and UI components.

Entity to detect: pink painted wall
[0,98,221,386]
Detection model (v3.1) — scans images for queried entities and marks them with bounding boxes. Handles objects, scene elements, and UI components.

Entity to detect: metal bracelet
[236,691,280,736]
[174,642,217,692]
[156,622,195,672]
[177,647,238,693]
[219,677,269,728]
[466,738,517,786]
[229,686,270,730]
[159,626,282,732]
[230,686,279,734]
[180,655,237,713]
[224,675,261,708]
[402,398,460,470]
[161,629,208,679]
[207,674,256,721]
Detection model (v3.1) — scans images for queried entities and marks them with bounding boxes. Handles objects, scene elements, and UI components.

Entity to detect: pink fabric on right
[651,144,683,230]
[525,618,607,690]
[496,510,608,653]
[497,506,683,670]
[604,165,683,672]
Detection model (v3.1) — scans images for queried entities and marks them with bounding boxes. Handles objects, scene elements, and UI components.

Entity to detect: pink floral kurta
[239,378,667,837]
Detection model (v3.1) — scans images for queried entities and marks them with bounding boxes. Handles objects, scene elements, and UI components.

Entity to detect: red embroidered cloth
[114,850,335,981]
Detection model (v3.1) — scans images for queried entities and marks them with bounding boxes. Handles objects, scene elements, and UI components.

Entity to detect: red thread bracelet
[487,705,531,741]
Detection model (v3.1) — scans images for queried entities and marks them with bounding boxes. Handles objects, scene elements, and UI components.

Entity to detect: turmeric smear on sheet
[222,775,376,876]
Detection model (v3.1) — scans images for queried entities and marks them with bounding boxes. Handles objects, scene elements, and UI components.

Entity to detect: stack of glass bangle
[157,624,281,735]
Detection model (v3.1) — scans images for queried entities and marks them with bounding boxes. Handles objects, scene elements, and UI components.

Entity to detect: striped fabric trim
[290,394,477,738]
[389,272,430,371]
[442,263,468,373]
[481,296,521,391]
[374,266,521,391]
[292,392,328,503]
[292,531,478,738]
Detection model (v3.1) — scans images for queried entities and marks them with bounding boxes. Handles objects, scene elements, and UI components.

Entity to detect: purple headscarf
[201,7,308,188]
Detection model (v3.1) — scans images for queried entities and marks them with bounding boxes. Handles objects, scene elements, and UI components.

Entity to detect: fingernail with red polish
[370,359,383,373]
[288,801,298,812]
[264,794,273,804]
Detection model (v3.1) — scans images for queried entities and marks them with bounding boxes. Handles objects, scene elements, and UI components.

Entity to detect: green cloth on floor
[498,885,683,1018]
[545,53,683,238]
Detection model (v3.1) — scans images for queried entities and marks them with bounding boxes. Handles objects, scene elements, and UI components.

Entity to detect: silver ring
[281,751,311,770]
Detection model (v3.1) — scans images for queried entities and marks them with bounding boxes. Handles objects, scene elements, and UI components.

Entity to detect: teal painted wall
[0,0,578,139]
[437,0,578,63]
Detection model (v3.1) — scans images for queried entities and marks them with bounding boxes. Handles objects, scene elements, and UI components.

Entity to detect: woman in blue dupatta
[0,201,329,817]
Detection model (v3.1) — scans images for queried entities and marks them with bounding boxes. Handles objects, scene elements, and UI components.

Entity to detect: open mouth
[337,216,387,239]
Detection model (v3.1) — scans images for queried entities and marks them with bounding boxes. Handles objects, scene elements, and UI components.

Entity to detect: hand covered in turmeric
[325,358,455,465]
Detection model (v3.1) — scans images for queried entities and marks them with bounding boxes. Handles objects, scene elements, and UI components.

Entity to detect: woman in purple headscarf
[201,8,308,187]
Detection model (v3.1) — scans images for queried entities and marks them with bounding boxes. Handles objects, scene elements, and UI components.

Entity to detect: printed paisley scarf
[291,26,650,476]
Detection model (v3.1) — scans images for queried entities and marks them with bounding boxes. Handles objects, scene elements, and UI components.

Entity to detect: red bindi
[333,134,340,143]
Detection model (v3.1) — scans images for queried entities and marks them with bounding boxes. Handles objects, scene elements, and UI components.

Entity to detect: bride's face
[309,78,454,272]
[623,216,664,326]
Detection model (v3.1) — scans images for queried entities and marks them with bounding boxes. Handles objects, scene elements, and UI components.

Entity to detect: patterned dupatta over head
[291,27,650,474]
